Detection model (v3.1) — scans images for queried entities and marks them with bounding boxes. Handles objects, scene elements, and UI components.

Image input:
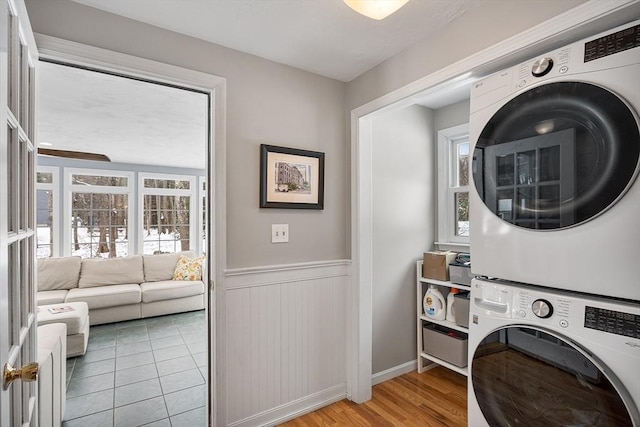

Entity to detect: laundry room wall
[434,99,471,133]
[370,104,434,377]
[345,0,586,111]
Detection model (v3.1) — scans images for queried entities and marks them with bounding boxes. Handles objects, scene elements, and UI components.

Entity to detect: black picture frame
[260,144,325,209]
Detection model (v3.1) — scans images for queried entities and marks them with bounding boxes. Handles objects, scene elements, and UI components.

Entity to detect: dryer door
[473,81,640,230]
[471,326,638,426]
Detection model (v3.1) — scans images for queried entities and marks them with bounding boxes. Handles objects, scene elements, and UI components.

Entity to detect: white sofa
[37,252,206,325]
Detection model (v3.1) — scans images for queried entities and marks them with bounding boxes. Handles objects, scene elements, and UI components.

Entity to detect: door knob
[3,362,38,390]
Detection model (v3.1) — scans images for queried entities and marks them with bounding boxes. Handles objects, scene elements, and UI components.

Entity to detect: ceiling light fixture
[343,0,410,20]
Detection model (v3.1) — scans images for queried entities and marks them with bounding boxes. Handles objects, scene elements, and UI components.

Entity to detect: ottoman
[37,302,90,357]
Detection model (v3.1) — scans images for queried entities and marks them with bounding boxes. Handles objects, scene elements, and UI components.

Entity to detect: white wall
[371,105,435,374]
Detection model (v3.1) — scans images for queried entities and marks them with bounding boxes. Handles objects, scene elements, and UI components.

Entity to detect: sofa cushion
[140,280,204,303]
[38,256,82,291]
[143,251,195,282]
[37,290,68,306]
[78,255,144,288]
[66,284,141,309]
[172,255,205,281]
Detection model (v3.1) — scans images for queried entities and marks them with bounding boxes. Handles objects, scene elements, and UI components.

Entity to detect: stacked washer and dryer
[467,20,640,426]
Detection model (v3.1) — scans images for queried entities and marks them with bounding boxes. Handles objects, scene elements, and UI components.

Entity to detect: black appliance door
[473,81,640,230]
[471,326,637,426]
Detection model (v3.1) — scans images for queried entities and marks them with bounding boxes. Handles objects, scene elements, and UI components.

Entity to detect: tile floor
[62,310,208,427]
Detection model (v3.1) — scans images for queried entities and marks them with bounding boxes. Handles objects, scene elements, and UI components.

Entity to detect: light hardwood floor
[280,366,467,426]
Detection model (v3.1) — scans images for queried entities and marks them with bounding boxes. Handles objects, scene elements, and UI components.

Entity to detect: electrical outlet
[271,224,289,243]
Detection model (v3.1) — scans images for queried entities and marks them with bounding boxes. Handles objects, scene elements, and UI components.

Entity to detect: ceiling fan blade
[38,148,111,162]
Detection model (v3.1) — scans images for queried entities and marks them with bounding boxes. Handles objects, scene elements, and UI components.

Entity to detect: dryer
[469,20,640,300]
[468,278,640,426]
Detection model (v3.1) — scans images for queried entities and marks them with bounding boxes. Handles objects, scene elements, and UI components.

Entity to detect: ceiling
[37,61,209,169]
[72,0,485,82]
[39,0,484,169]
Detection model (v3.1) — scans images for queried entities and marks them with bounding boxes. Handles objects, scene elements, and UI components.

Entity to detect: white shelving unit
[416,260,470,376]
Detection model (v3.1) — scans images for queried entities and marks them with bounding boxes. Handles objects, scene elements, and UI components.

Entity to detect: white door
[1,0,38,425]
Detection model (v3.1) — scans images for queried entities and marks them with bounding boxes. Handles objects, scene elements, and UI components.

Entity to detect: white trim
[349,0,640,404]
[227,384,347,427]
[224,259,350,289]
[33,35,227,426]
[371,360,417,386]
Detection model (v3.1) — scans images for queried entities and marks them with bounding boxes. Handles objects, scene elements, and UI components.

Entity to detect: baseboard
[371,360,417,386]
[227,384,347,427]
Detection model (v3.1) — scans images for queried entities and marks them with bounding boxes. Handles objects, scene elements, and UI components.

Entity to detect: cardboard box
[422,251,457,281]
[422,322,468,367]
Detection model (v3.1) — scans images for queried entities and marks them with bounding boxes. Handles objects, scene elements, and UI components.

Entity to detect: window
[437,123,470,245]
[199,177,207,255]
[140,174,196,254]
[36,167,58,258]
[67,170,133,258]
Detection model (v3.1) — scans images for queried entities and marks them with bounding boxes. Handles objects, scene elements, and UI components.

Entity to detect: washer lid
[472,81,640,230]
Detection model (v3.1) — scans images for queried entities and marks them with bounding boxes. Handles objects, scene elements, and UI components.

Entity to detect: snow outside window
[140,174,197,255]
[36,167,58,258]
[67,170,133,258]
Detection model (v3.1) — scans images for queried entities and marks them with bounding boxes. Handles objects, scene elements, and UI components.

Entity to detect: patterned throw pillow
[172,255,205,281]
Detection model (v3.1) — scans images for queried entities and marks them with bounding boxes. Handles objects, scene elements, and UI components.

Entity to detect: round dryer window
[472,81,640,230]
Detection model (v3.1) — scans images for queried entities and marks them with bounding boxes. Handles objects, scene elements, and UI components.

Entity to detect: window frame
[64,168,134,258]
[198,176,207,255]
[437,123,470,246]
[138,172,198,255]
[35,166,59,257]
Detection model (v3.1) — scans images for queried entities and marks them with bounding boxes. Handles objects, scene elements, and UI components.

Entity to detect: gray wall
[434,99,470,133]
[26,0,348,269]
[345,0,586,111]
[371,104,434,374]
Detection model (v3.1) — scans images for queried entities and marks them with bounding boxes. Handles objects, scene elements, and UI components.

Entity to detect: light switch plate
[271,224,289,243]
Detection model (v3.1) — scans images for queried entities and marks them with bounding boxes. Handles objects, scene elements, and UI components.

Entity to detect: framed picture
[260,144,325,209]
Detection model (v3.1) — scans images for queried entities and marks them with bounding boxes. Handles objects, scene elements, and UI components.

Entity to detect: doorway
[34,36,227,426]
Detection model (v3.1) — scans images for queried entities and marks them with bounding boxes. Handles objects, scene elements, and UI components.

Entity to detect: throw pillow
[172,255,205,281]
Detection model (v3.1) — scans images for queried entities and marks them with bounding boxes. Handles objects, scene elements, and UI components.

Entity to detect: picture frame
[260,144,325,209]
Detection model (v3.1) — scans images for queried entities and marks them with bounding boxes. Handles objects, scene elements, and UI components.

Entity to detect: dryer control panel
[584,23,640,62]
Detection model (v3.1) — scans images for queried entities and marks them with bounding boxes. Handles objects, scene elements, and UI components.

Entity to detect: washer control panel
[512,289,572,327]
[584,306,640,339]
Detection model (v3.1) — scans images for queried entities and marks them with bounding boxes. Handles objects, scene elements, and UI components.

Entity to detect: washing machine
[468,278,640,426]
[468,20,640,300]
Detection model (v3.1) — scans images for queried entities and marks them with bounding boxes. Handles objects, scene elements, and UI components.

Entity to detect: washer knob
[532,299,553,318]
[531,57,554,77]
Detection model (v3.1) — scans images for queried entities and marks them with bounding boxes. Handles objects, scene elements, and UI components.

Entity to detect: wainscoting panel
[225,261,349,426]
